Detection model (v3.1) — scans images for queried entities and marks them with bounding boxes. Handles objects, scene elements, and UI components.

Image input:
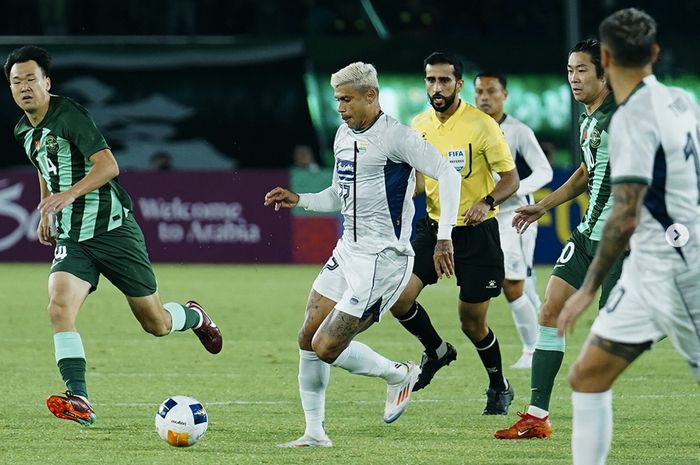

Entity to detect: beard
[429,91,457,113]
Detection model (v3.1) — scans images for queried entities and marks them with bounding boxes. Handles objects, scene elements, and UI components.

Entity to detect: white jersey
[609,75,700,267]
[298,112,460,255]
[497,115,553,212]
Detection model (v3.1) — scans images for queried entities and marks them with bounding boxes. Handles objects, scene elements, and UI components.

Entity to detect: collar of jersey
[618,75,654,107]
[430,99,466,130]
[581,91,616,121]
[351,110,384,134]
[18,94,59,132]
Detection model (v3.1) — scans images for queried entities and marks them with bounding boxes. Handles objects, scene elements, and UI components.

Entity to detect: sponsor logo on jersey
[448,149,465,172]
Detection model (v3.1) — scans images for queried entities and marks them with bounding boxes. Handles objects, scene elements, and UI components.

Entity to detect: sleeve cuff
[437,223,454,240]
[611,176,650,185]
[297,193,310,209]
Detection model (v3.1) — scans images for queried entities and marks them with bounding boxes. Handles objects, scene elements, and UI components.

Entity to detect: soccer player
[474,72,553,369]
[4,46,222,426]
[389,52,519,415]
[494,39,624,439]
[558,9,700,464]
[264,61,461,448]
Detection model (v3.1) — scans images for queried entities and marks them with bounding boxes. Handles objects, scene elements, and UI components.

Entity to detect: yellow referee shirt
[412,100,514,226]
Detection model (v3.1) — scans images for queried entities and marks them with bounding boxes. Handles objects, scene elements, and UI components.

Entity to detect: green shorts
[50,214,157,297]
[551,229,625,308]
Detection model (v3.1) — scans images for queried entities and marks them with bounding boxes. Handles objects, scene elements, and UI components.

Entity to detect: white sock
[527,405,549,419]
[525,272,542,310]
[572,390,613,465]
[509,294,538,352]
[298,349,330,439]
[332,341,406,384]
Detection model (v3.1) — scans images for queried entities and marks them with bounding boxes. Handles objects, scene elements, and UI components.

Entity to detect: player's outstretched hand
[433,239,454,279]
[264,187,300,211]
[556,288,595,336]
[512,204,546,234]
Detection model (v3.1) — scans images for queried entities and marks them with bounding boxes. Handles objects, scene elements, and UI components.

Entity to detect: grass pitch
[1,263,697,465]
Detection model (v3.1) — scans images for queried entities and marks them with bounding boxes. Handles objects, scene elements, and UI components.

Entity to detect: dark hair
[4,45,52,81]
[473,72,507,89]
[569,39,604,78]
[423,52,463,81]
[599,8,657,67]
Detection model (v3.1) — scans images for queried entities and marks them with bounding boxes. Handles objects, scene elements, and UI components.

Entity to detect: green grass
[1,264,697,465]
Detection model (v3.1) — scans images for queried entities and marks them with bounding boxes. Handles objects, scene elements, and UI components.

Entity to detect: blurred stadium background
[2,0,699,265]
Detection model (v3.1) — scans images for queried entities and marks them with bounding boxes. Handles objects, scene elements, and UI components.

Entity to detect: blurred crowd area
[3,0,699,37]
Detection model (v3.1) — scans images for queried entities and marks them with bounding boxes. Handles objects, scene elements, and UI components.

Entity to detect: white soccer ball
[155,395,208,447]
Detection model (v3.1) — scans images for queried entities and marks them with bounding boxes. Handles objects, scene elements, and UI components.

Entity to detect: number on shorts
[556,241,575,264]
[601,286,625,314]
[53,245,67,261]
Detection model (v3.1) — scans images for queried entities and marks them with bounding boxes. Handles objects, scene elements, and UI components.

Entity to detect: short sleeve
[609,105,658,185]
[480,117,515,173]
[64,99,110,159]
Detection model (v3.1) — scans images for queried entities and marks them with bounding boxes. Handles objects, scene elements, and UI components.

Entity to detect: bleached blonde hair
[330,62,379,90]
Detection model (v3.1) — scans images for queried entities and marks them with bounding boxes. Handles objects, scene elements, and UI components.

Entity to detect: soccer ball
[155,395,208,447]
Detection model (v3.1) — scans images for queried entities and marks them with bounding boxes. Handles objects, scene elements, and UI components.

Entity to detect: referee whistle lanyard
[354,140,358,242]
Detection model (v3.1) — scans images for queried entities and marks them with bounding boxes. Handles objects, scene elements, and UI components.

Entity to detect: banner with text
[0,170,291,263]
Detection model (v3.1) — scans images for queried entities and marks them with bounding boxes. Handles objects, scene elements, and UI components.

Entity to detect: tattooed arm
[557,182,647,334]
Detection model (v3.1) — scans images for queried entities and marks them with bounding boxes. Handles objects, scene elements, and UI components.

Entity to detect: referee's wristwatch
[482,195,496,211]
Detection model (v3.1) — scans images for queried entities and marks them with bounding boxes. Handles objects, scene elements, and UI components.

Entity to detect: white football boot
[383,362,420,423]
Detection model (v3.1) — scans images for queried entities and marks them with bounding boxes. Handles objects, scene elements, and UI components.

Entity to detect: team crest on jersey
[355,140,369,153]
[447,149,465,172]
[45,134,59,156]
[589,128,601,149]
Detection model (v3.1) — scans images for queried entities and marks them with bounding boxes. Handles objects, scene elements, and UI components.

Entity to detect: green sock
[54,332,88,398]
[183,305,201,330]
[163,302,201,331]
[530,326,565,411]
[58,358,88,398]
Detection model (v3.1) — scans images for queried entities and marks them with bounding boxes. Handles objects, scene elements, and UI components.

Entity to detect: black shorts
[412,217,504,303]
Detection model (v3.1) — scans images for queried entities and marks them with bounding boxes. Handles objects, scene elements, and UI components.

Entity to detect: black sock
[397,301,443,358]
[473,328,506,391]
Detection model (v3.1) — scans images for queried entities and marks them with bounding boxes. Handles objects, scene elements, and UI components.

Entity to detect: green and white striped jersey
[577,92,617,241]
[14,95,132,242]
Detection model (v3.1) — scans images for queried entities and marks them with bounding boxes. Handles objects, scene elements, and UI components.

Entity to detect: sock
[163,302,201,332]
[397,301,443,358]
[54,332,88,398]
[332,341,406,384]
[527,405,549,418]
[509,294,538,352]
[572,390,613,465]
[298,349,330,439]
[530,325,566,411]
[473,328,506,391]
[525,268,542,310]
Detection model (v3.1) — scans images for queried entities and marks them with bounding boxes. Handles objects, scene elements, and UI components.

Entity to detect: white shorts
[312,239,414,321]
[497,209,537,281]
[591,253,700,380]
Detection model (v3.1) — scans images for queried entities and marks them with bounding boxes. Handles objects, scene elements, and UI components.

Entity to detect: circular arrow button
[665,223,689,247]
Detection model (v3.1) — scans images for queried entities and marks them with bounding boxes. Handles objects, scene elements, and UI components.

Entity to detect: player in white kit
[475,72,553,368]
[264,62,461,448]
[557,9,700,465]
